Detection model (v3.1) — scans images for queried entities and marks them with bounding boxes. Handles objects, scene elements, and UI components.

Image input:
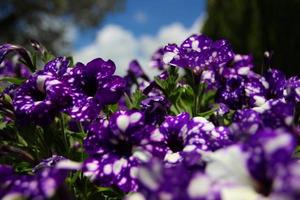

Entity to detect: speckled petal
[95,75,126,105]
[284,76,300,103]
[150,47,166,70]
[43,56,70,77]
[13,73,71,125]
[244,129,296,184]
[64,58,125,121]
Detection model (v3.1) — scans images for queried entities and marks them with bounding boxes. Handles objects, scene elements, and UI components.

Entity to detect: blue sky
[74,0,206,76]
[75,0,206,49]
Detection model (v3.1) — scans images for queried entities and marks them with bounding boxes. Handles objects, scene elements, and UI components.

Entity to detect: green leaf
[176,84,195,115]
[200,89,216,108]
[198,108,217,118]
[0,121,7,130]
[126,90,146,109]
[42,51,55,63]
[294,146,300,158]
[67,56,75,67]
[103,103,119,116]
[154,67,179,92]
[3,93,12,104]
[0,76,26,85]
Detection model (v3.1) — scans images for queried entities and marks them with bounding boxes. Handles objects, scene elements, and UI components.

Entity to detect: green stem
[172,103,181,114]
[193,74,203,116]
[60,114,69,154]
[76,121,85,134]
[197,84,205,113]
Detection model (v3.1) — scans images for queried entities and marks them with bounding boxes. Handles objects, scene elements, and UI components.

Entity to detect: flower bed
[0,35,299,199]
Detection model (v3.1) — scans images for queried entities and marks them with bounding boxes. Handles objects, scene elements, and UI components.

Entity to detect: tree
[0,0,125,54]
[202,0,300,76]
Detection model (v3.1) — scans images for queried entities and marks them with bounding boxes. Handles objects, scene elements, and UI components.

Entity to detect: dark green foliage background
[203,0,300,76]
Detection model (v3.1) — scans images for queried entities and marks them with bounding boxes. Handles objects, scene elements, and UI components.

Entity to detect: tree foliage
[0,0,125,54]
[202,0,300,76]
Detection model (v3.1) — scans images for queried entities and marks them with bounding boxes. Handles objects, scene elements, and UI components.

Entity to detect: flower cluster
[12,57,126,125]
[0,33,299,199]
[0,156,81,200]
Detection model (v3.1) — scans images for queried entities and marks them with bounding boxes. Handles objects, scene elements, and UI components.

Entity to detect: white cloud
[74,15,205,77]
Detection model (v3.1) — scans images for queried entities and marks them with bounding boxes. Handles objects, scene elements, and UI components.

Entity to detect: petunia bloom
[0,156,80,200]
[64,58,126,121]
[83,110,166,192]
[13,72,71,125]
[163,34,234,74]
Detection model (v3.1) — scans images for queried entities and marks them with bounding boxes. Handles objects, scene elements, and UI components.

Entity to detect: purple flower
[64,58,126,121]
[159,112,190,164]
[0,60,31,78]
[150,47,166,70]
[0,162,71,200]
[231,109,262,138]
[157,70,169,80]
[205,144,267,199]
[265,68,286,99]
[284,76,300,103]
[163,34,234,74]
[140,95,171,125]
[231,99,295,140]
[13,72,71,125]
[83,110,166,192]
[271,161,300,200]
[124,60,149,96]
[127,159,251,200]
[127,60,147,79]
[158,113,232,166]
[244,76,268,107]
[253,99,295,128]
[134,160,200,200]
[220,54,254,79]
[129,160,186,199]
[0,165,15,198]
[0,44,33,71]
[214,103,230,116]
[243,129,296,194]
[185,117,232,151]
[32,155,66,173]
[215,77,246,109]
[43,56,70,77]
[128,159,265,200]
[205,128,296,198]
